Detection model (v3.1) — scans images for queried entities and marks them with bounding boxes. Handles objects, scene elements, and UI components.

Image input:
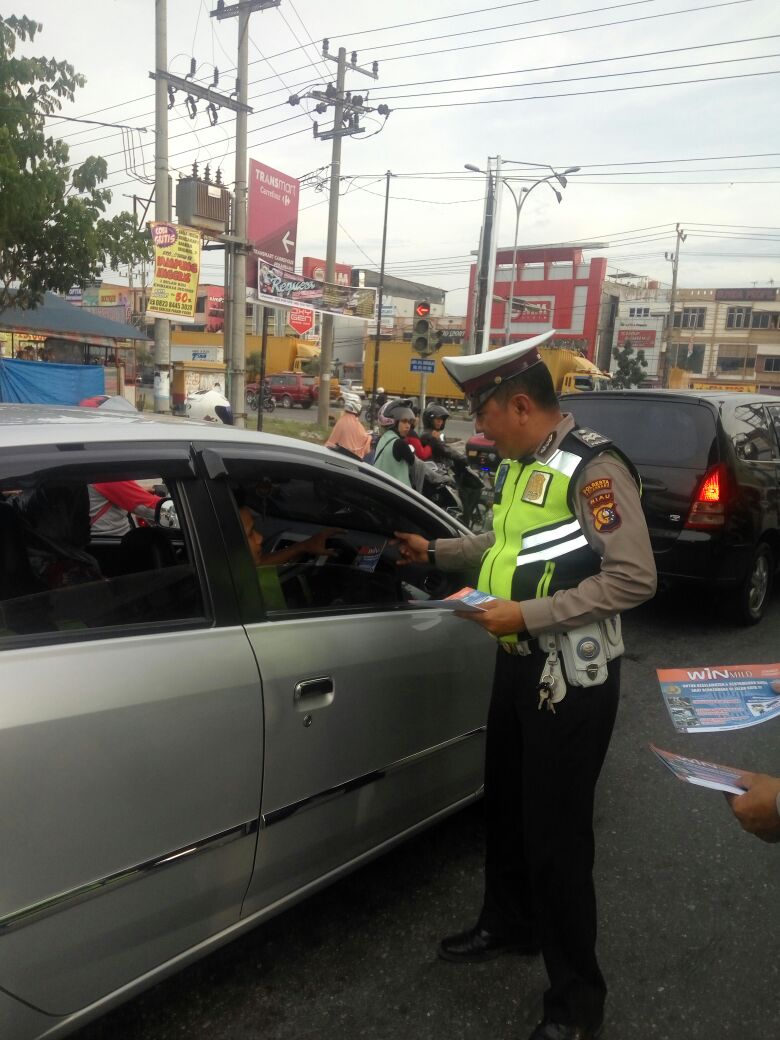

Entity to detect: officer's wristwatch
[427,541,436,565]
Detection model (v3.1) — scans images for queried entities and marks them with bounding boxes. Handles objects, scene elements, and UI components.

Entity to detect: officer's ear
[507,390,533,423]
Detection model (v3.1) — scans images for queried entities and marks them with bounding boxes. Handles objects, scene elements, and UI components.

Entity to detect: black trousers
[477,646,620,1028]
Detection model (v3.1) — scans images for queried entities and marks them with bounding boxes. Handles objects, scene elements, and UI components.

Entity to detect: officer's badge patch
[522,470,551,505]
[588,488,621,532]
[581,477,612,498]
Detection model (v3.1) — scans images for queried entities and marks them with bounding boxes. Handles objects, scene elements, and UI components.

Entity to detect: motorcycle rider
[373,399,416,487]
[326,393,372,461]
[420,403,454,462]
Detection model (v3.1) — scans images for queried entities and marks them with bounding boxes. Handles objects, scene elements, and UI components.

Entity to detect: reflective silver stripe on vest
[522,517,581,550]
[517,533,589,567]
[544,448,581,477]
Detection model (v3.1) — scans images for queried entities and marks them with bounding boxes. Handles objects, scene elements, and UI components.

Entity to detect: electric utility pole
[212,0,281,428]
[153,0,171,412]
[664,223,687,385]
[290,43,386,428]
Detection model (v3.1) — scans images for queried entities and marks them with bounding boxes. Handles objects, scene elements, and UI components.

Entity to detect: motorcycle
[246,381,276,413]
[418,454,493,533]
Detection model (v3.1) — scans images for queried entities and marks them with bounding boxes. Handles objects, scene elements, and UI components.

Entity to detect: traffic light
[412,300,434,356]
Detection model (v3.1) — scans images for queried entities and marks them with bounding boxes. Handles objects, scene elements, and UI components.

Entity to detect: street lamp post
[465,161,580,351]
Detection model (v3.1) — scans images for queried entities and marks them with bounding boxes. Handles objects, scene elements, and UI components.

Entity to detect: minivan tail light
[684,463,728,529]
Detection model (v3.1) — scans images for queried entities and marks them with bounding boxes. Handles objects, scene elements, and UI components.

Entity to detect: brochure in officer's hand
[650,744,746,795]
[409,587,496,612]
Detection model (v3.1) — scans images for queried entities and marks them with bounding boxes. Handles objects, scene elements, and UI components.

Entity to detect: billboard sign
[257,262,375,322]
[146,222,201,323]
[247,160,299,284]
[302,256,352,286]
[616,329,657,352]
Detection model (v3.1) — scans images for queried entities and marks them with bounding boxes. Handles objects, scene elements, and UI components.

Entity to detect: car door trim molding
[262,726,486,827]
[0,820,259,935]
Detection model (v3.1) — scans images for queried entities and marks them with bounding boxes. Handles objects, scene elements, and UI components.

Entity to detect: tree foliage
[611,341,648,389]
[0,15,152,312]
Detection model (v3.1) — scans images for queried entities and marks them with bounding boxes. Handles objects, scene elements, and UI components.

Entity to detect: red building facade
[467,245,607,360]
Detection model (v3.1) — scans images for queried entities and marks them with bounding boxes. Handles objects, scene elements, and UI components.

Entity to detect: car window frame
[0,444,227,652]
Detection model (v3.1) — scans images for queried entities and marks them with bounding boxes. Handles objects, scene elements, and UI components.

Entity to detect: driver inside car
[239,506,342,569]
[238,505,345,611]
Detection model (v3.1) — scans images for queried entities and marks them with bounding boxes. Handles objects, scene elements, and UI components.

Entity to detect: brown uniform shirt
[433,413,657,637]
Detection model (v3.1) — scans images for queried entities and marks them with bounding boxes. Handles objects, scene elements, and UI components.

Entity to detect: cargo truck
[363,341,610,400]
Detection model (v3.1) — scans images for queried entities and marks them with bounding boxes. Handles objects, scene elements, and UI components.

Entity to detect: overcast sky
[18,0,780,312]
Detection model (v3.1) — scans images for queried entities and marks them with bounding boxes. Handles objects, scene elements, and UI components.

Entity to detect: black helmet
[423,403,450,429]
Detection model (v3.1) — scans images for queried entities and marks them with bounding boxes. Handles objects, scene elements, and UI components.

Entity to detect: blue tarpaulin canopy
[0,357,104,404]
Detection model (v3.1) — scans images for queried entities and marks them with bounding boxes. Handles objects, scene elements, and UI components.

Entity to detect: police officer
[395,331,656,1040]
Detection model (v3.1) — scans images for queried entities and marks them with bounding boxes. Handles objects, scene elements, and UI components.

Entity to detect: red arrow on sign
[289,307,314,335]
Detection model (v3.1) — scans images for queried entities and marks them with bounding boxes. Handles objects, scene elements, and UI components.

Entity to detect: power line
[365,0,662,54]
[378,0,756,65]
[376,34,780,92]
[392,68,780,111]
[379,52,780,103]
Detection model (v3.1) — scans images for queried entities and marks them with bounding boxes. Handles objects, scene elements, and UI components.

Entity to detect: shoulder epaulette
[569,427,612,450]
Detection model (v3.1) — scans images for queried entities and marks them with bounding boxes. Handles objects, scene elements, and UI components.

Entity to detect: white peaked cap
[443,328,557,412]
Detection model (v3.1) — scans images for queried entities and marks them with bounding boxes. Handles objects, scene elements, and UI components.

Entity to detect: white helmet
[185,388,234,424]
[343,392,362,415]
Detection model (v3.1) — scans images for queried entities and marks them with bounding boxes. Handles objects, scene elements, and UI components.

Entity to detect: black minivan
[559,390,780,625]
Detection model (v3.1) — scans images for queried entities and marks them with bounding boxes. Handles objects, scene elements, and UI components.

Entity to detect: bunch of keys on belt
[536,647,567,712]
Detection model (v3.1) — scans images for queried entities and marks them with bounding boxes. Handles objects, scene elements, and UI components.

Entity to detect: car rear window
[566,397,717,468]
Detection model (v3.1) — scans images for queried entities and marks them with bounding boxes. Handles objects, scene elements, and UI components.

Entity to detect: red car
[265,372,317,409]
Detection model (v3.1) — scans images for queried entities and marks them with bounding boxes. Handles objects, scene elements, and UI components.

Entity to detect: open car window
[223,458,471,619]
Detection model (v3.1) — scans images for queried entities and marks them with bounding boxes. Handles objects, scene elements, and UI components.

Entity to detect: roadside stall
[0,291,150,406]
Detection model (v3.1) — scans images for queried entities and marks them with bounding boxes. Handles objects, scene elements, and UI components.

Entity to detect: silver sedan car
[0,404,495,1040]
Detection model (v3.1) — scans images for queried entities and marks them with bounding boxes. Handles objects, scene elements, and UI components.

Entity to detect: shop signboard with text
[302,256,352,286]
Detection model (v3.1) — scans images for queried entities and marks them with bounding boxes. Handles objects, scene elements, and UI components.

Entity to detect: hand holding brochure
[650,744,747,795]
[410,586,496,612]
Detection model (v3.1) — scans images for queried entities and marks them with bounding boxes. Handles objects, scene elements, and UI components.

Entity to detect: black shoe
[438,925,540,963]
[527,1018,604,1040]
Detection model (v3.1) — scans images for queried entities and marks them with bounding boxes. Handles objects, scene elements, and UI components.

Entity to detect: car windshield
[567,397,717,468]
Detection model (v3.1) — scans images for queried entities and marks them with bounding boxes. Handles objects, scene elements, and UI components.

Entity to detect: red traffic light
[414,300,431,318]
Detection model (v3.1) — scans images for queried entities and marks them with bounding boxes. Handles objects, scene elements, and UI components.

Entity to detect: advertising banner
[146,222,201,323]
[257,262,376,322]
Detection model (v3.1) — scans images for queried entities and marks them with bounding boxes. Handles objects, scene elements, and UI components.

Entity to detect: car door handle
[293,676,335,711]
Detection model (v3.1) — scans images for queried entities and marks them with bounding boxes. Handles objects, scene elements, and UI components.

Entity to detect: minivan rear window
[565,398,717,468]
